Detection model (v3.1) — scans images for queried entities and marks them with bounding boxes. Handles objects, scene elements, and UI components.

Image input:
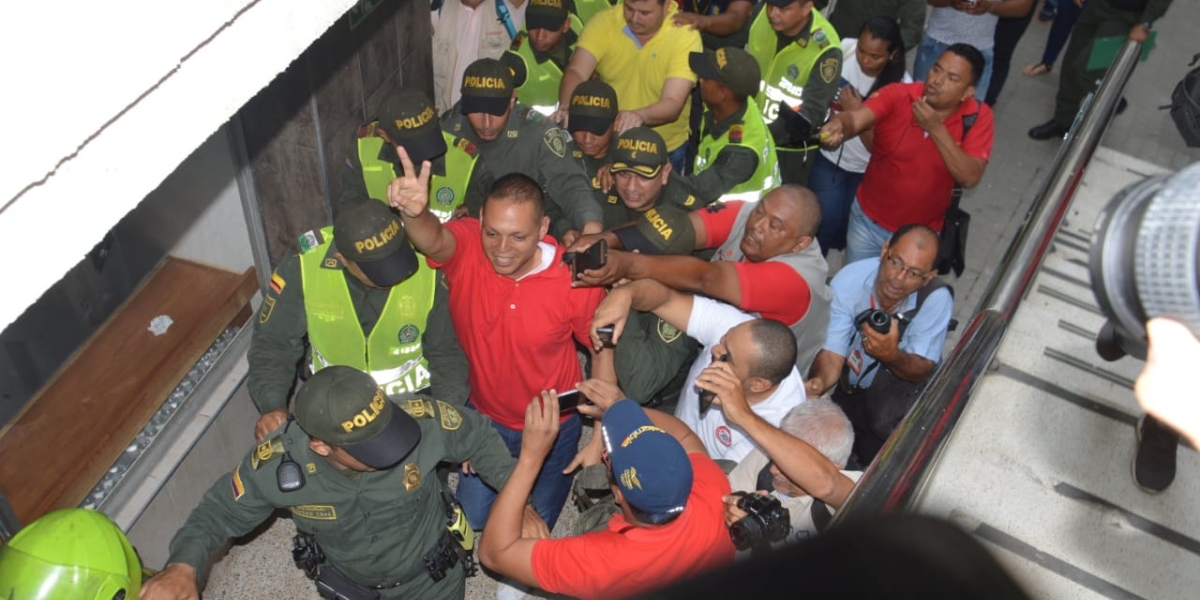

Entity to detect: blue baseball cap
[601,399,693,519]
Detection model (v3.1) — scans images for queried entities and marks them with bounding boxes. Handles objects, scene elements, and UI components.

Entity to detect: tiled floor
[197,5,1200,598]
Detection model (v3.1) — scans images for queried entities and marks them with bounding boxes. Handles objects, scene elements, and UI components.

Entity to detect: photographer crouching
[694,361,859,554]
[803,224,954,467]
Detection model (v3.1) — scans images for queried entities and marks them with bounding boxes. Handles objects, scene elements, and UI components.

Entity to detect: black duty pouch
[315,566,382,600]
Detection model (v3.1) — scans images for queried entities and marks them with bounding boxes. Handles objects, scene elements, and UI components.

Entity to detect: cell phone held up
[697,352,729,415]
[564,239,608,279]
[555,388,591,414]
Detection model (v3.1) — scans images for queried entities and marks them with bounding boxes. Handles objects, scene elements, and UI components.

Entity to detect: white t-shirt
[820,38,913,174]
[674,297,806,463]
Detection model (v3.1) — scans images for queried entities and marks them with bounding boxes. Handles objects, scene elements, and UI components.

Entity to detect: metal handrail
[834,39,1145,523]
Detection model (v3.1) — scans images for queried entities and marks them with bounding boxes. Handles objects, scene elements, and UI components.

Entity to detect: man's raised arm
[387,145,457,263]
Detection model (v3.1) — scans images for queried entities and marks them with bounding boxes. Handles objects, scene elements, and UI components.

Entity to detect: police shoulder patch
[657,318,683,343]
[437,400,463,431]
[729,124,744,143]
[813,28,829,49]
[543,128,567,157]
[819,56,840,84]
[298,230,323,254]
[251,437,285,470]
[404,398,436,419]
[511,31,527,50]
[455,136,478,157]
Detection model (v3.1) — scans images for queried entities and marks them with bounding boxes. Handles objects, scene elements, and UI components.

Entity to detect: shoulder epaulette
[511,31,527,51]
[729,124,744,143]
[251,436,286,470]
[402,398,437,419]
[357,121,379,138]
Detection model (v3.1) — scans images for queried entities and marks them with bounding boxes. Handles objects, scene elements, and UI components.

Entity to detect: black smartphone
[557,388,586,413]
[595,325,615,347]
[570,239,608,278]
[697,353,729,414]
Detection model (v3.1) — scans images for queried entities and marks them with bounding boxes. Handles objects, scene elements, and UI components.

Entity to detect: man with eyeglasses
[803,224,952,466]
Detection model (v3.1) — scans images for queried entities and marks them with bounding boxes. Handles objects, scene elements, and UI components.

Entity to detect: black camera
[854,308,892,336]
[728,492,792,551]
[1090,163,1200,361]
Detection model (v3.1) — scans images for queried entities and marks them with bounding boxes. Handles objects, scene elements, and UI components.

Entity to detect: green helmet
[0,508,141,600]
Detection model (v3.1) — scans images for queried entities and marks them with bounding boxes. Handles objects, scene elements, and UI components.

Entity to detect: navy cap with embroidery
[294,366,421,469]
[334,200,420,288]
[376,90,447,163]
[601,399,692,519]
[610,127,668,179]
[461,58,516,116]
[689,47,762,98]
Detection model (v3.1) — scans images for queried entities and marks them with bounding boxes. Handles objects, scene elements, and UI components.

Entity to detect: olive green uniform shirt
[166,399,514,597]
[441,103,603,235]
[249,249,470,414]
[574,153,700,403]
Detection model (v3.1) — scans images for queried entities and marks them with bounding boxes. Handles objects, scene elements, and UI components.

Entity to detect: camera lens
[1090,163,1200,360]
[869,310,890,329]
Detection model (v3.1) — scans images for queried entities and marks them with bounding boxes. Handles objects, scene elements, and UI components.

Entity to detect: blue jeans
[809,152,865,254]
[668,144,690,176]
[913,35,995,103]
[455,410,581,531]
[845,199,894,265]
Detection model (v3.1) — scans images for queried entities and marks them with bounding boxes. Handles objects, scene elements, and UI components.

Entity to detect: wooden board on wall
[0,257,258,525]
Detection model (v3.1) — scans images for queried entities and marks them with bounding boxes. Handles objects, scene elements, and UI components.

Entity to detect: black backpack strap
[895,277,956,333]
[949,113,979,210]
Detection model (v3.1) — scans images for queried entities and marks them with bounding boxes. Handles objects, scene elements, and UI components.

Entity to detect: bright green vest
[510,17,583,115]
[694,97,779,202]
[356,130,478,222]
[746,9,840,129]
[299,226,438,397]
[574,0,614,24]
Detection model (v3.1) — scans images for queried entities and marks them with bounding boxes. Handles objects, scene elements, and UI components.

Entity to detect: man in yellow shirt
[554,0,701,174]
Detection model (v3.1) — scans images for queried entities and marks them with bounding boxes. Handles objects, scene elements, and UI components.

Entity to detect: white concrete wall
[0,0,357,331]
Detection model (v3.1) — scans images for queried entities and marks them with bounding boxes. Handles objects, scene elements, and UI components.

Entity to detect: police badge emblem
[435,187,454,205]
[398,324,420,344]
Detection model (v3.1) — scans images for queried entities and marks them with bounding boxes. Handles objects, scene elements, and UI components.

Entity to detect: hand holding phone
[565,239,608,279]
[556,388,592,414]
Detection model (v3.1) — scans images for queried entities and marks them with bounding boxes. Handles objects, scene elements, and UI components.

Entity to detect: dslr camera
[854,308,892,336]
[728,492,791,551]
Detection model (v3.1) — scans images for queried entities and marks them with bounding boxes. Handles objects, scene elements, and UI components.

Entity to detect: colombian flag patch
[270,273,286,294]
[231,467,246,501]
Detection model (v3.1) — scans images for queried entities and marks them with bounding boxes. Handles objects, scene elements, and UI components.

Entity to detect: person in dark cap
[140,366,523,600]
[502,0,583,115]
[247,199,470,443]
[689,47,780,204]
[342,89,492,222]
[744,0,843,186]
[479,378,735,600]
[441,58,603,243]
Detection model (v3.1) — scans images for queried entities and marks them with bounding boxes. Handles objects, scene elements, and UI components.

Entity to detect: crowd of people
[28,0,1165,599]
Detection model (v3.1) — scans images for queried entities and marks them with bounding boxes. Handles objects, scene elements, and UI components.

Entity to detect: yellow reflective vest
[509,17,583,115]
[694,97,779,202]
[356,130,478,222]
[746,9,840,131]
[299,226,437,397]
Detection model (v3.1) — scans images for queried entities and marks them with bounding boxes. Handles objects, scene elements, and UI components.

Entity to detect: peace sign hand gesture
[386,145,432,219]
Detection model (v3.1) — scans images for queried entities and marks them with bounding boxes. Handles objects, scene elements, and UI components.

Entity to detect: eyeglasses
[884,253,930,281]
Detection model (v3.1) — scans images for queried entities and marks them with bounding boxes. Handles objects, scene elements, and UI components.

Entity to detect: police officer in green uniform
[745,0,842,186]
[502,0,583,116]
[689,46,780,203]
[441,58,603,242]
[1028,0,1172,140]
[249,199,469,442]
[139,366,522,600]
[343,90,491,223]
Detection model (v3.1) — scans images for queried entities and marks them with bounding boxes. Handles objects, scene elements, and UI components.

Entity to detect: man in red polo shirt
[479,379,735,600]
[388,146,611,533]
[818,43,994,265]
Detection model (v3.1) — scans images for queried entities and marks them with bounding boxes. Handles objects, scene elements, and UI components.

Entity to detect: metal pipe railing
[834,39,1145,523]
